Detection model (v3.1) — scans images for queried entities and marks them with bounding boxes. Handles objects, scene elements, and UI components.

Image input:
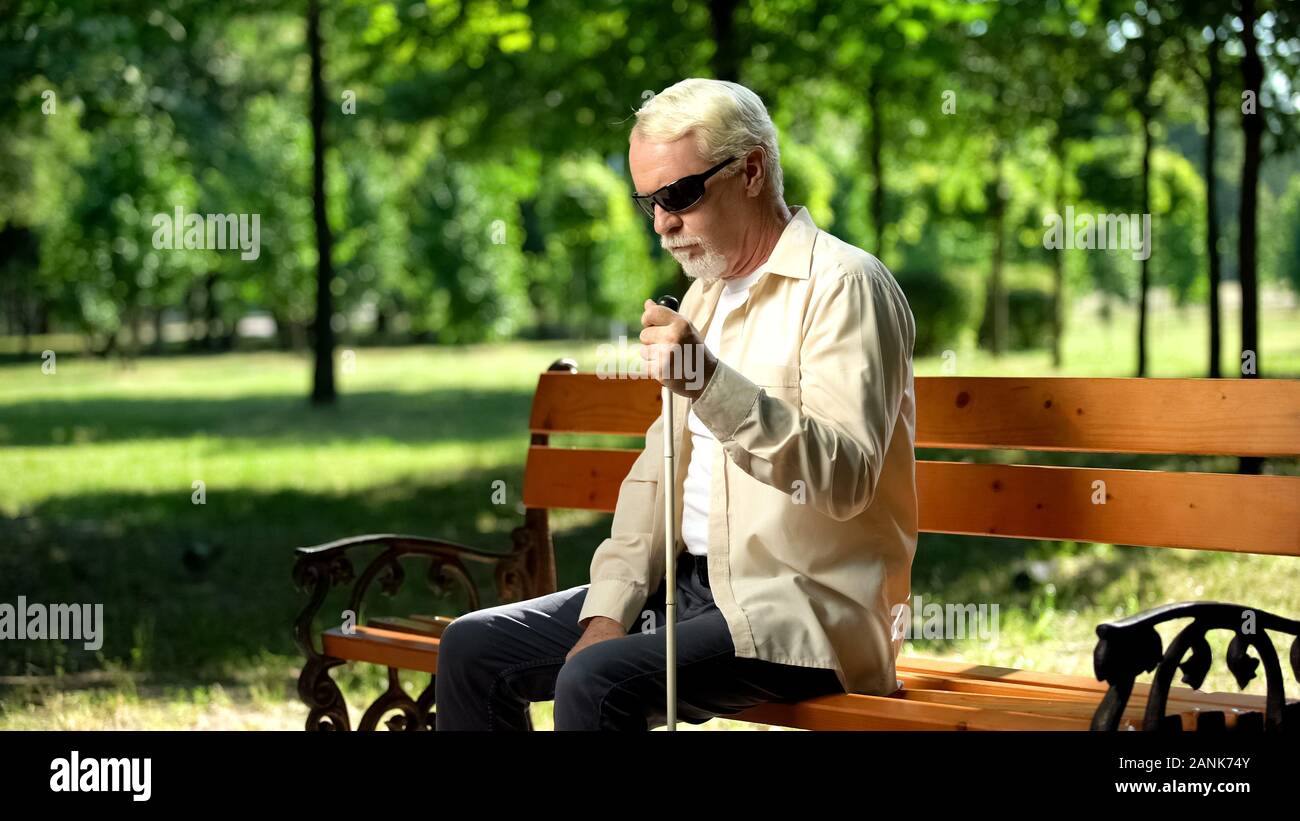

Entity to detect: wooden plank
[733,693,1099,731]
[897,688,1135,720]
[897,671,1253,713]
[916,377,1300,456]
[522,447,1300,555]
[322,626,441,674]
[367,616,450,638]
[738,695,1224,732]
[527,373,1300,456]
[529,372,662,436]
[899,672,1099,701]
[892,688,1233,725]
[897,656,1271,711]
[408,614,457,635]
[522,446,636,512]
[917,461,1300,556]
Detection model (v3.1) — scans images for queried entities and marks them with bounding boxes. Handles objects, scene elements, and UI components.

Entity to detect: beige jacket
[577,205,918,696]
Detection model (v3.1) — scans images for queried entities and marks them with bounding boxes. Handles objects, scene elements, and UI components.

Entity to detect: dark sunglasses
[631,156,738,218]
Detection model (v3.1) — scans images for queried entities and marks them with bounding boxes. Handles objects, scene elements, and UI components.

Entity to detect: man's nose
[653,204,682,235]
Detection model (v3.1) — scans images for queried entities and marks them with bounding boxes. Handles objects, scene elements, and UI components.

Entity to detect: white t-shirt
[681,266,766,557]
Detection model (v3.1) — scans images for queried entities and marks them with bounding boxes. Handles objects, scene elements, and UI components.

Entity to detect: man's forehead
[629,132,705,191]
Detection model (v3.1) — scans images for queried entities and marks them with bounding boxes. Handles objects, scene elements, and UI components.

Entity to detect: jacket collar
[759,204,818,281]
[686,204,817,328]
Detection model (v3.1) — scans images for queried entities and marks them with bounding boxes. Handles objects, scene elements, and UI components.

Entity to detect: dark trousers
[434,553,844,730]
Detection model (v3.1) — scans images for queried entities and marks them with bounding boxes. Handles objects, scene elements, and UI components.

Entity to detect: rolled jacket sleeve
[691,266,912,522]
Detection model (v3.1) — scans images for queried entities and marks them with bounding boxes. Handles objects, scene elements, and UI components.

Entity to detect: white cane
[654,294,680,731]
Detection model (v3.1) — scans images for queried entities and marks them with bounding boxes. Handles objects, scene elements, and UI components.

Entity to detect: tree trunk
[184,283,201,351]
[868,73,885,252]
[120,301,139,366]
[1239,0,1263,475]
[708,0,740,82]
[3,273,12,337]
[987,142,1007,356]
[204,272,221,351]
[308,0,336,405]
[270,309,293,350]
[152,309,165,354]
[1051,133,1066,369]
[1239,0,1261,380]
[95,329,118,358]
[1136,104,1151,377]
[1205,37,1222,378]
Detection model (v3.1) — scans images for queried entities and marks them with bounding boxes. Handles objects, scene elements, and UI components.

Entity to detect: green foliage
[1273,175,1300,295]
[1150,148,1208,305]
[893,267,971,356]
[979,287,1054,351]
[524,156,658,339]
[0,0,1297,356]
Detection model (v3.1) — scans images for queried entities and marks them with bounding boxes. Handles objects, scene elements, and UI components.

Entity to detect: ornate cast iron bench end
[1091,601,1300,732]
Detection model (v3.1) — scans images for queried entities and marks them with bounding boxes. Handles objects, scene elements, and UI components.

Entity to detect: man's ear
[744,147,767,199]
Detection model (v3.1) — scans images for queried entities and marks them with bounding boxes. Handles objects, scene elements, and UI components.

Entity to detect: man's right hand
[566,616,626,663]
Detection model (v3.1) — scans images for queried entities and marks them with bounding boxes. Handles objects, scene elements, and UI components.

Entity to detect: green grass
[1,297,1298,730]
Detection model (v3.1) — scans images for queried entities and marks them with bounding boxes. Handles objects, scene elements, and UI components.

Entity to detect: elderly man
[435,78,918,731]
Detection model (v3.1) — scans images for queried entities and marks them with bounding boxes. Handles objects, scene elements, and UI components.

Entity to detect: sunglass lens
[661,180,702,212]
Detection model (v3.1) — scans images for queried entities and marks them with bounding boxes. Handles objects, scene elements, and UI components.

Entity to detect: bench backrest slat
[524,373,1300,556]
[918,461,1299,556]
[523,446,636,512]
[915,377,1300,456]
[530,374,1300,456]
[521,447,1300,556]
[529,373,660,437]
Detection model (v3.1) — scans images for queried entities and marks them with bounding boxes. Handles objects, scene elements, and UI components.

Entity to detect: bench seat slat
[322,626,441,674]
[896,671,1255,712]
[368,615,454,638]
[896,657,1271,711]
[732,697,1228,731]
[893,688,1222,725]
[321,627,1272,729]
[731,694,1099,730]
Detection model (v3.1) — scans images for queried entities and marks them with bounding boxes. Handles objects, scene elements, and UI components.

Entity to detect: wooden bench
[293,360,1300,731]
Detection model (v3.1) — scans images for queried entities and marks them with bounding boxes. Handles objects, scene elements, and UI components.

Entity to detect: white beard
[664,236,728,281]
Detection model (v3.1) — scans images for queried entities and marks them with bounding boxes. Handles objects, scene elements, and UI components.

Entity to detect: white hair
[632,78,784,203]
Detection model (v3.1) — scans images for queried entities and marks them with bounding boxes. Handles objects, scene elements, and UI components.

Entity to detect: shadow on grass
[0,465,1189,683]
[0,387,538,447]
[0,465,614,680]
[2,447,1281,700]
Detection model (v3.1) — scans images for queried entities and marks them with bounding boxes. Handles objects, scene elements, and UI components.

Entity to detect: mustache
[662,236,703,250]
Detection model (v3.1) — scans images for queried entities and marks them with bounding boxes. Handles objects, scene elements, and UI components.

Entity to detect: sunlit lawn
[1,296,1298,730]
